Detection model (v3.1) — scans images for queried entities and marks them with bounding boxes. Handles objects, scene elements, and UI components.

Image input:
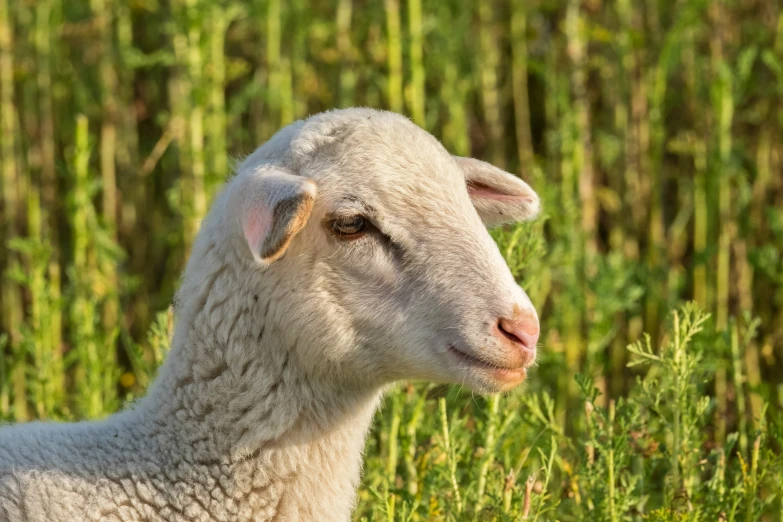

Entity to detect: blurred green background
[1,0,782,519]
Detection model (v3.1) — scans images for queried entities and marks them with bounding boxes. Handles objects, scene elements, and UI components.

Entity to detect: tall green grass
[1,0,782,519]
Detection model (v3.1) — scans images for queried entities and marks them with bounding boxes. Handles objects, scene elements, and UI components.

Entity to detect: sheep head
[216,108,541,394]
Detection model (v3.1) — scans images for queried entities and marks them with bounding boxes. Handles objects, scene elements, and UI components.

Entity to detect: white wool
[0,108,541,522]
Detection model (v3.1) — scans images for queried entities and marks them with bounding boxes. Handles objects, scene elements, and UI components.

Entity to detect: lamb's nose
[497,315,539,352]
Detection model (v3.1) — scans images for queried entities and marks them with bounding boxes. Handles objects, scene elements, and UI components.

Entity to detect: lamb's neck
[144,331,381,455]
[136,287,382,519]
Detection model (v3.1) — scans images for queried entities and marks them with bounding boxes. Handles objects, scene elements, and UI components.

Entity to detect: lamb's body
[0,108,542,521]
[1,397,374,522]
[0,385,375,522]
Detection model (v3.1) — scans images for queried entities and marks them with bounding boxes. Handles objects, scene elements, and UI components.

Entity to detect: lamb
[0,108,542,522]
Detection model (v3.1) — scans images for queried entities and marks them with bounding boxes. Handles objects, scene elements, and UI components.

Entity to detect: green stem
[0,0,26,421]
[478,0,505,168]
[386,392,401,485]
[608,400,617,522]
[407,0,425,127]
[475,395,501,514]
[439,397,463,513]
[383,0,403,113]
[336,0,355,107]
[510,0,534,171]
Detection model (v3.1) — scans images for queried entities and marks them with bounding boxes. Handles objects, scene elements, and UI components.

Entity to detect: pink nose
[497,315,540,351]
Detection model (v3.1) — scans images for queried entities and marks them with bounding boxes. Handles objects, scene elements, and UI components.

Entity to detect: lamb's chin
[460,368,528,394]
[440,346,529,393]
[429,366,528,395]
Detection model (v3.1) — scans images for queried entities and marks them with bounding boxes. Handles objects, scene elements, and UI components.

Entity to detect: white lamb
[0,108,541,522]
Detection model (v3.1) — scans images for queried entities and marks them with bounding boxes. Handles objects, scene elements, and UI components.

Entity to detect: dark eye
[331,215,367,239]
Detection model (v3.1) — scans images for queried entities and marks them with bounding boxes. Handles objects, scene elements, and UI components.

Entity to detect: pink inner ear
[243,207,272,256]
[467,181,526,202]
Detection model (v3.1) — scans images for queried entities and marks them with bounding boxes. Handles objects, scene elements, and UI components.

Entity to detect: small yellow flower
[119,372,136,388]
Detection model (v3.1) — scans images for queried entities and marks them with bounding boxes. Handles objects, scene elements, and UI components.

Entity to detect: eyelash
[330,215,371,240]
[326,214,407,267]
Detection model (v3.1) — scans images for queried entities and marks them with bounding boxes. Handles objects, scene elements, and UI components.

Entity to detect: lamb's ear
[232,167,317,264]
[455,156,541,227]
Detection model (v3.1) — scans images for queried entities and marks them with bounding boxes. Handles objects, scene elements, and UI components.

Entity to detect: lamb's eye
[331,215,367,239]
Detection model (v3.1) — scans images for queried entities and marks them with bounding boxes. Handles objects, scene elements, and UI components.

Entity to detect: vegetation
[1,0,782,519]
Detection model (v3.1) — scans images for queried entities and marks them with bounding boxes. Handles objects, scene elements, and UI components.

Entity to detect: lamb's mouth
[447,344,527,383]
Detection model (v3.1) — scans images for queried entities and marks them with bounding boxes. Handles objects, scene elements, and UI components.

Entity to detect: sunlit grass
[1,0,782,519]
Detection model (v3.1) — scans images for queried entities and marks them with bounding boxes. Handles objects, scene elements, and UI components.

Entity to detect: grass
[356,302,783,520]
[1,0,782,519]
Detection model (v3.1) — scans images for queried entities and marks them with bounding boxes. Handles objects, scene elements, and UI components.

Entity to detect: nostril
[497,320,523,345]
[497,316,540,350]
